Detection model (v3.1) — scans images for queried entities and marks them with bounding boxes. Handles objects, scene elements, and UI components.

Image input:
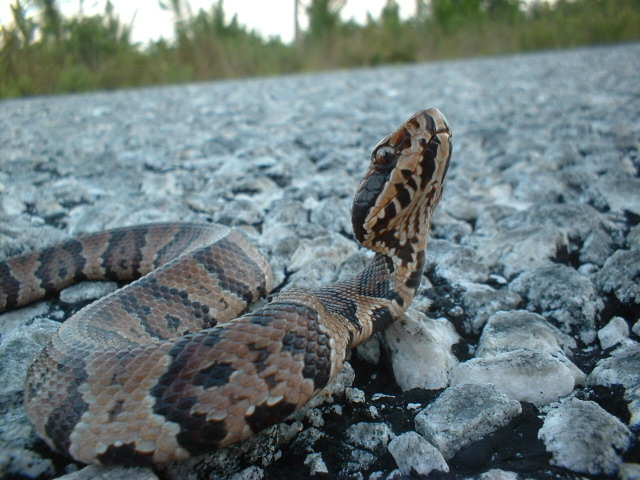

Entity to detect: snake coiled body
[0,109,452,465]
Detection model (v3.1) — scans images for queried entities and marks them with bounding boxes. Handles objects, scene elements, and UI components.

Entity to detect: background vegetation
[1,0,639,98]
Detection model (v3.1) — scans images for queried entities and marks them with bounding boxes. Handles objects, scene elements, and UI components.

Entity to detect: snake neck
[310,238,427,349]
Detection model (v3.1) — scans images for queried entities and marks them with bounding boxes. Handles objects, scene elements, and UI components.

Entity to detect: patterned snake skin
[0,109,452,465]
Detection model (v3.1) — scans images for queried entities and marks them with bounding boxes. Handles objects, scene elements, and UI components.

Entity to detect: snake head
[352,108,452,256]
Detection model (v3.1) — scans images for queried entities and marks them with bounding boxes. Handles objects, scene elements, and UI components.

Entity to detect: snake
[0,109,452,465]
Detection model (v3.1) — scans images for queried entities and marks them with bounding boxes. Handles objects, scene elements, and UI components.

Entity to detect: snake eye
[373,146,396,168]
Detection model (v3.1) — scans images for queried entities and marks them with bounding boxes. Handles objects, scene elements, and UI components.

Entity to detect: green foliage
[1,0,639,98]
[522,0,640,49]
[305,0,345,41]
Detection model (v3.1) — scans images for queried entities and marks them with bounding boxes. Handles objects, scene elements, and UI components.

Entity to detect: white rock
[288,234,357,273]
[367,471,385,480]
[356,334,381,364]
[346,422,394,452]
[345,387,366,405]
[1,196,26,216]
[450,349,575,406]
[478,310,576,354]
[475,469,519,480]
[304,453,329,475]
[593,249,640,305]
[477,310,584,384]
[384,469,403,480]
[466,225,562,279]
[587,341,640,425]
[387,432,448,477]
[367,405,380,419]
[384,310,459,391]
[633,319,640,337]
[414,383,521,460]
[305,408,324,428]
[59,281,119,304]
[424,239,488,286]
[55,465,158,480]
[228,466,265,480]
[597,316,630,350]
[461,284,522,334]
[0,448,54,480]
[538,398,633,475]
[509,263,602,344]
[0,312,59,395]
[346,448,376,472]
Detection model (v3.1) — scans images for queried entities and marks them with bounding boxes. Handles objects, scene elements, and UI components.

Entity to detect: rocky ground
[0,43,639,480]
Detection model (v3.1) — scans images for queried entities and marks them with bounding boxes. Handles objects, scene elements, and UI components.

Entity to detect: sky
[1,0,418,45]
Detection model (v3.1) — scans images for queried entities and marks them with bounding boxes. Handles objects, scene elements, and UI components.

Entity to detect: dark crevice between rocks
[570,345,605,376]
[59,199,90,211]
[42,213,68,229]
[266,355,446,479]
[265,173,291,188]
[623,431,640,465]
[33,163,62,179]
[351,350,401,398]
[371,387,444,434]
[142,162,176,174]
[422,272,476,363]
[449,402,554,478]
[214,216,264,232]
[350,353,445,430]
[265,402,381,478]
[626,211,640,228]
[553,237,583,269]
[445,402,615,480]
[23,202,38,217]
[575,385,632,425]
[230,186,263,196]
[29,437,81,480]
[337,228,356,243]
[58,298,100,320]
[51,280,131,321]
[187,202,214,219]
[153,467,175,480]
[270,269,294,298]
[486,270,510,290]
[599,293,640,330]
[586,197,611,215]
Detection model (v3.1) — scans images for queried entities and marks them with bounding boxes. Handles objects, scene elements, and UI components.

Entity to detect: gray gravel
[1,43,639,479]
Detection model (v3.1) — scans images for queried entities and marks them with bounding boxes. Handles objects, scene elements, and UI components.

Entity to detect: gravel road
[1,43,639,480]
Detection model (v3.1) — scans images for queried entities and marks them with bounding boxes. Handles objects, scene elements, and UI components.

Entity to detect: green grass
[1,0,639,98]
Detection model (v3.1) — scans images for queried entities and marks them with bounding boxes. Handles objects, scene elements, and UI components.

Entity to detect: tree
[431,0,484,32]
[34,0,62,42]
[305,0,345,42]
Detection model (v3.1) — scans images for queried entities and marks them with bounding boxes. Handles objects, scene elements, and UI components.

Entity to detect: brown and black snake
[0,109,452,465]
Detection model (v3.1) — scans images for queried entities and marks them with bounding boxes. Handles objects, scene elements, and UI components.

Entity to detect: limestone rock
[54,466,158,480]
[477,310,584,383]
[450,350,575,406]
[538,398,633,475]
[597,316,630,350]
[414,383,521,459]
[510,264,602,343]
[587,341,640,426]
[593,248,640,305]
[387,431,448,476]
[383,310,459,391]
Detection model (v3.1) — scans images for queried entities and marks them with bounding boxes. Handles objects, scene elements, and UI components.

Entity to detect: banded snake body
[0,109,452,465]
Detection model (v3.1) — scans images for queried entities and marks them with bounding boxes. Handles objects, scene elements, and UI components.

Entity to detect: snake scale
[0,109,452,465]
